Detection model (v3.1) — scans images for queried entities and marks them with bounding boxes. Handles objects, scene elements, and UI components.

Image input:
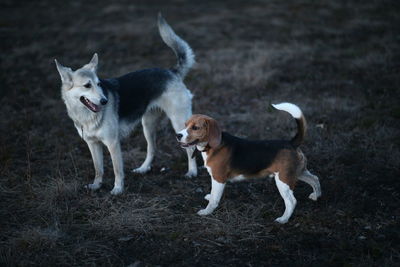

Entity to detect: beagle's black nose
[176,133,183,140]
[100,98,108,105]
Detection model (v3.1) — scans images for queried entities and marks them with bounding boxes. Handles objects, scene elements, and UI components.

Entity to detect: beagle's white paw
[197,208,212,216]
[309,192,318,201]
[185,169,197,178]
[275,216,289,224]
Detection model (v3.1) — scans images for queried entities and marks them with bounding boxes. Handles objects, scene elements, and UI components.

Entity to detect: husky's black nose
[100,98,108,105]
[176,133,183,141]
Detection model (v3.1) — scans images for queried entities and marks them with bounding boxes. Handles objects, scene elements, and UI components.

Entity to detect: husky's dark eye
[84,82,91,88]
[192,125,199,131]
[97,82,101,86]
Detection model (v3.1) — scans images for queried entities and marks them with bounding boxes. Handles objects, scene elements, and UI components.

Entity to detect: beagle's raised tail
[272,102,307,147]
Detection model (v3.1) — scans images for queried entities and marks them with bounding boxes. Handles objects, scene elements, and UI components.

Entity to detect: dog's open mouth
[80,96,101,113]
[179,139,199,148]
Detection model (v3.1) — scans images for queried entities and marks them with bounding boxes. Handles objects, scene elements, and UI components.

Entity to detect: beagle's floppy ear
[207,118,221,148]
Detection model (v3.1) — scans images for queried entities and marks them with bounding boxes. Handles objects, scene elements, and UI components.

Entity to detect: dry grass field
[0,0,399,265]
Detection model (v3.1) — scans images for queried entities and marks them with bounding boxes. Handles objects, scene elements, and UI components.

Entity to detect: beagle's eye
[84,82,91,88]
[192,125,199,131]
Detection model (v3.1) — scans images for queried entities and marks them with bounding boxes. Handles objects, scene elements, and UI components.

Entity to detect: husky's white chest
[72,112,118,142]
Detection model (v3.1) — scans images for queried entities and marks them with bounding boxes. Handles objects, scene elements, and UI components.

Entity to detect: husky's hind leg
[163,89,197,177]
[133,110,161,174]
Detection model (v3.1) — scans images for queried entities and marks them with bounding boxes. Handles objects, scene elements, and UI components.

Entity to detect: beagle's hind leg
[298,169,321,201]
[274,172,297,224]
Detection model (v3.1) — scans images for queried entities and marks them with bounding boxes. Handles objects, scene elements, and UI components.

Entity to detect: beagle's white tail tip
[272,102,302,119]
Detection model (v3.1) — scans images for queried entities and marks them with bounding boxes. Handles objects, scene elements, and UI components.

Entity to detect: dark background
[1,0,399,265]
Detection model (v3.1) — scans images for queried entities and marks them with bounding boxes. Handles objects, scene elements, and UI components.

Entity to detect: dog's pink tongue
[94,104,101,112]
[87,100,100,112]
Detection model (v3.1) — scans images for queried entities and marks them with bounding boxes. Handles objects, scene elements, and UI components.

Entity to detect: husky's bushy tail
[272,103,307,147]
[158,13,195,78]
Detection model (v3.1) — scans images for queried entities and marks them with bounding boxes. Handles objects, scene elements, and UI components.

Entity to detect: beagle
[176,103,321,224]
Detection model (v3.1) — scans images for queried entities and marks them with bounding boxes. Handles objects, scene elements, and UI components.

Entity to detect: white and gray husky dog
[55,14,197,195]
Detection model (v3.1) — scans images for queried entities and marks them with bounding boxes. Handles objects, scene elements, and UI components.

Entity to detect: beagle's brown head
[176,114,221,149]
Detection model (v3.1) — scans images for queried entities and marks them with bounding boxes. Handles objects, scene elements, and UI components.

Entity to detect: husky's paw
[110,186,123,195]
[185,169,197,178]
[197,208,212,216]
[274,216,289,224]
[85,183,102,191]
[132,165,151,174]
[309,192,318,201]
[204,194,211,201]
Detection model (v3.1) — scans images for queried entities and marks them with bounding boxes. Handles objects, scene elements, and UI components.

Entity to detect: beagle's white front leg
[198,177,225,215]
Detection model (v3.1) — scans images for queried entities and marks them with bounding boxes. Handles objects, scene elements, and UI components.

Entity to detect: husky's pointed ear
[83,53,98,71]
[55,59,73,88]
[206,117,222,148]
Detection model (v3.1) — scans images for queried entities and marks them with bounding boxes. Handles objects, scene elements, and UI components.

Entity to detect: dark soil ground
[1,0,399,266]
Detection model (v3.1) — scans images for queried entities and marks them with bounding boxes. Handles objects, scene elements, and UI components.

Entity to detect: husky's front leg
[86,140,104,190]
[105,140,124,195]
